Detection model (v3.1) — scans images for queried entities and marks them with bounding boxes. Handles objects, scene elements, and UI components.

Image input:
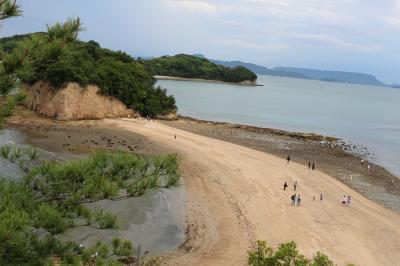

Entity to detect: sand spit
[154,75,259,86]
[6,110,400,265]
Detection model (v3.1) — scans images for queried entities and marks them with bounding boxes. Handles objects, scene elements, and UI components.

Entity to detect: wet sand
[161,117,400,213]
[6,109,400,265]
[105,118,400,266]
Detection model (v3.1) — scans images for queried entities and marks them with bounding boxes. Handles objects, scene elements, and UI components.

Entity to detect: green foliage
[0,149,180,265]
[311,252,334,266]
[0,0,22,21]
[112,237,133,257]
[142,54,257,83]
[0,144,12,158]
[0,92,26,128]
[0,95,16,117]
[47,17,83,43]
[94,208,118,229]
[248,240,340,266]
[1,19,176,116]
[25,145,39,160]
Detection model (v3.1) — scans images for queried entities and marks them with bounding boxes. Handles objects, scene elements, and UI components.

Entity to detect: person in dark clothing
[291,194,296,205]
[174,134,176,139]
[287,155,291,164]
[312,162,315,170]
[308,161,311,169]
[283,182,288,191]
[320,193,323,201]
[294,180,297,191]
[297,195,301,206]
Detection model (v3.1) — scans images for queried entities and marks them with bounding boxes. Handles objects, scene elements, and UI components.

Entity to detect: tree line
[0,19,176,117]
[141,54,258,83]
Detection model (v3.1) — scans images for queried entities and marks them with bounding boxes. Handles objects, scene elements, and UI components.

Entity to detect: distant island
[193,54,389,87]
[141,54,257,84]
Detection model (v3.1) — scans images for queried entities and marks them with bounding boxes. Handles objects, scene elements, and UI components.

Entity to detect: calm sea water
[157,75,400,176]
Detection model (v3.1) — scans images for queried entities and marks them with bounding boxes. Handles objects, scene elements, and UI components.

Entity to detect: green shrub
[112,237,133,257]
[0,145,12,159]
[0,148,180,265]
[248,240,340,266]
[33,204,71,234]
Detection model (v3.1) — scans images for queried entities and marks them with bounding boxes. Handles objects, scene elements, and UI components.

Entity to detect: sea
[157,75,400,176]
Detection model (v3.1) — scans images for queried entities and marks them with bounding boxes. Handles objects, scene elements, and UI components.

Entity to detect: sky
[1,0,400,83]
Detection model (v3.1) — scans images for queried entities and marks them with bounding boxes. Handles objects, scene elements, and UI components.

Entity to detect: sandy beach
[6,109,400,265]
[111,118,400,266]
[154,75,258,86]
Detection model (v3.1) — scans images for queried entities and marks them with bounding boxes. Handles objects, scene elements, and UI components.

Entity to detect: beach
[6,108,400,265]
[154,75,258,86]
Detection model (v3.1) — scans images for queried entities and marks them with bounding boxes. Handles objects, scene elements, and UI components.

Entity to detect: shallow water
[157,75,400,176]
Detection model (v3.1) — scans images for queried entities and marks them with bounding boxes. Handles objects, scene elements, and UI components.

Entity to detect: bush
[248,240,339,266]
[0,92,27,128]
[0,149,180,265]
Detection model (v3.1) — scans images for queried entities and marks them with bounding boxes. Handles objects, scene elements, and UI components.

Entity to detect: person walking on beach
[347,195,351,205]
[287,155,291,164]
[291,194,296,205]
[361,159,364,166]
[297,195,301,206]
[283,182,288,191]
[308,161,311,169]
[312,162,315,170]
[294,180,298,191]
[174,134,176,139]
[342,195,347,205]
[320,193,323,201]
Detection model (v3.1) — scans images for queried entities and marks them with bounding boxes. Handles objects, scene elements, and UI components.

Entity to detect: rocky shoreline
[162,116,400,213]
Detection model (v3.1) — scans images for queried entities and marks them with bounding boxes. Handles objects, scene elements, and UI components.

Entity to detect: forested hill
[0,30,176,116]
[141,54,257,83]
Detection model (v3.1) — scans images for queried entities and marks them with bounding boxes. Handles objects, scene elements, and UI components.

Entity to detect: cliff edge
[26,81,135,120]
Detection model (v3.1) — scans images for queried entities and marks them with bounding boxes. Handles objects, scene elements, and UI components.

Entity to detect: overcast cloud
[2,0,400,83]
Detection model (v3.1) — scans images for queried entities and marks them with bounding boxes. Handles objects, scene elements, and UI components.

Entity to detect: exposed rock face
[26,81,135,120]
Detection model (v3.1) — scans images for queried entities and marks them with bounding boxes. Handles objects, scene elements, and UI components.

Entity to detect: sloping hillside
[142,54,257,83]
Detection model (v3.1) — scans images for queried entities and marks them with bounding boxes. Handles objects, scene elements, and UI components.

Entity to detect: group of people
[291,193,301,206]
[284,154,355,207]
[284,181,324,206]
[286,155,316,171]
[284,180,352,206]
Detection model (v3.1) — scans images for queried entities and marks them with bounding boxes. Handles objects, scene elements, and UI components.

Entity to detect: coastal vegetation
[0,147,180,265]
[0,91,26,129]
[248,240,353,266]
[0,18,176,116]
[141,54,258,83]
